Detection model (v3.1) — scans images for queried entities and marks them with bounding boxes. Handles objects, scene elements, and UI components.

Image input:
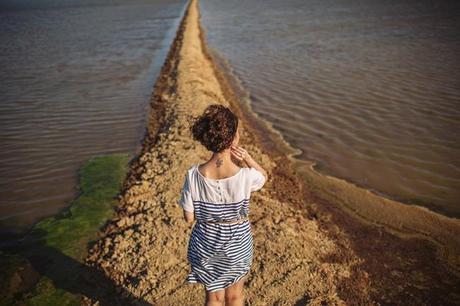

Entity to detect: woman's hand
[230,145,250,162]
[231,145,269,180]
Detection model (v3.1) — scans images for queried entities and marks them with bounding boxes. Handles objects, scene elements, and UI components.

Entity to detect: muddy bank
[84,0,459,305]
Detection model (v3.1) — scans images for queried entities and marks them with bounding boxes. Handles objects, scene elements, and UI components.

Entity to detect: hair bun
[190,104,239,153]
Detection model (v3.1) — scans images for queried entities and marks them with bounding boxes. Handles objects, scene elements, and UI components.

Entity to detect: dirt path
[84,1,368,304]
[84,1,459,305]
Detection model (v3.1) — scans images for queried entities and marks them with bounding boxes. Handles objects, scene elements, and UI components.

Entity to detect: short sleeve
[178,173,194,212]
[248,167,266,192]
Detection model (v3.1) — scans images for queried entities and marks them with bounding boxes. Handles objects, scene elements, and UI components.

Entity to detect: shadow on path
[4,229,151,306]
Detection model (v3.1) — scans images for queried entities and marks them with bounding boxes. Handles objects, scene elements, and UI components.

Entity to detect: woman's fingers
[231,149,242,157]
[235,147,247,155]
[230,149,243,161]
[232,155,243,162]
[231,148,244,157]
[230,145,240,152]
[231,145,246,154]
[231,148,247,161]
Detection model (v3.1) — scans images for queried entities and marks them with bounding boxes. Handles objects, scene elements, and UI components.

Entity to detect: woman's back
[179,162,266,292]
[197,162,241,181]
[179,163,266,222]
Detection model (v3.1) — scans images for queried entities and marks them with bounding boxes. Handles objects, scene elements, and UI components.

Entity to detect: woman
[178,104,268,306]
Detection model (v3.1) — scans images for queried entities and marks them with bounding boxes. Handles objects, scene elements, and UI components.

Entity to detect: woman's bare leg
[205,288,225,306]
[224,275,247,306]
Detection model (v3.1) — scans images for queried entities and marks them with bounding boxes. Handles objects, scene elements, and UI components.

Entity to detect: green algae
[0,153,130,305]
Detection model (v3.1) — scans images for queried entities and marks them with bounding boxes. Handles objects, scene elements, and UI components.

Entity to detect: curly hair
[190,104,239,153]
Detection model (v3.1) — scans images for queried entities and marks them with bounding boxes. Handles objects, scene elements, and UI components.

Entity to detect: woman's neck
[210,149,232,168]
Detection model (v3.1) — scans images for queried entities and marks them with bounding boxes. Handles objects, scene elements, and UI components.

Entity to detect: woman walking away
[178,104,268,306]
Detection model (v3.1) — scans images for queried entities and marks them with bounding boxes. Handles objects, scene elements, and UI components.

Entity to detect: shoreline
[198,3,460,222]
[199,9,460,273]
[84,0,459,305]
[204,40,460,272]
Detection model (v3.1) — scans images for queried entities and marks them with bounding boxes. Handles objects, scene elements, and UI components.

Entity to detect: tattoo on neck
[216,158,223,168]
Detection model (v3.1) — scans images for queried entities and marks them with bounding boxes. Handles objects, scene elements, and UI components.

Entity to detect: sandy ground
[84,0,460,305]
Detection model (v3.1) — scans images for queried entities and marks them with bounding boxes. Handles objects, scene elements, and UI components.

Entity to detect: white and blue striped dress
[178,163,267,292]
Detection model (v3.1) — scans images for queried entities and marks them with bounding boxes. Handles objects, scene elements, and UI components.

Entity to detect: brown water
[0,0,188,235]
[200,0,460,217]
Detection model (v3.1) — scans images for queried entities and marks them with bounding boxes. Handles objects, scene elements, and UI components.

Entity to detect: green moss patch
[0,153,130,306]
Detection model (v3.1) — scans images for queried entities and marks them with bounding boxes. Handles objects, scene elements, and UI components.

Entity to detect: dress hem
[186,270,251,292]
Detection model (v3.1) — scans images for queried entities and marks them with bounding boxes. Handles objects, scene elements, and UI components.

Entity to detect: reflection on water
[200,0,460,217]
[0,0,187,234]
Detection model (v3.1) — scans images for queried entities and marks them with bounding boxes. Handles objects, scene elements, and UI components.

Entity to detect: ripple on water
[201,0,460,217]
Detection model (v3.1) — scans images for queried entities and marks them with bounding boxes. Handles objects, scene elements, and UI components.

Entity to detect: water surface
[0,0,188,234]
[200,0,460,217]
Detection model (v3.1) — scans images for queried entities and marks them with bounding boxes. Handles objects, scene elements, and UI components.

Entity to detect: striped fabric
[193,198,249,222]
[178,164,267,292]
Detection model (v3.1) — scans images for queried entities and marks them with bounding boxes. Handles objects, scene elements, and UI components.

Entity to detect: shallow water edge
[198,12,460,274]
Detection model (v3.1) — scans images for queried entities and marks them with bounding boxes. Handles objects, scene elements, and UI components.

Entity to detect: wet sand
[84,0,460,305]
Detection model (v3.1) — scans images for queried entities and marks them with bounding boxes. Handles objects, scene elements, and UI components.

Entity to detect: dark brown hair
[190,104,239,153]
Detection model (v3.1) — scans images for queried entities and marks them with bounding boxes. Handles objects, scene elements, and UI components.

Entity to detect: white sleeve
[178,173,194,212]
[248,167,266,192]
